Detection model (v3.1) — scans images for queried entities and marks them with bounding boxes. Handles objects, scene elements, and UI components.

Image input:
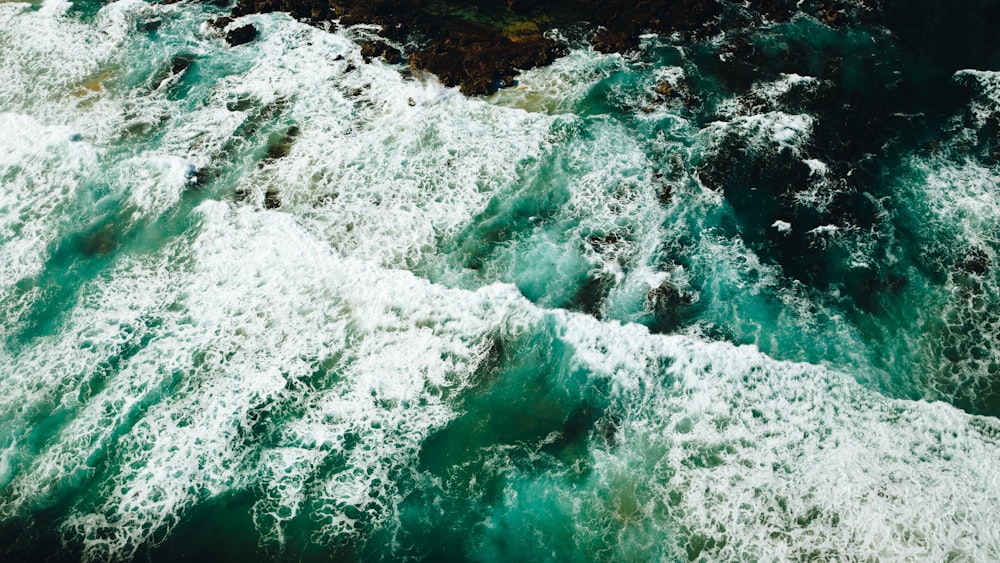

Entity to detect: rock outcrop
[226,1,876,94]
[228,0,730,94]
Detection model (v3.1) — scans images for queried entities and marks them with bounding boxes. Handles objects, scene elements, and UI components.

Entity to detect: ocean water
[2,0,1000,561]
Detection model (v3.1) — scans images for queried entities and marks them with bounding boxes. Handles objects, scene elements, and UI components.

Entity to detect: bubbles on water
[3,0,1000,560]
[886,156,1000,415]
[488,47,627,115]
[471,315,1000,561]
[0,114,99,338]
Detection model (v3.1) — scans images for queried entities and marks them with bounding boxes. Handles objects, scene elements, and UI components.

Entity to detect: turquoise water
[3,1,1000,560]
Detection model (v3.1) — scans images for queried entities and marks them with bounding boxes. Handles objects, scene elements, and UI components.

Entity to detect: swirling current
[3,0,1000,561]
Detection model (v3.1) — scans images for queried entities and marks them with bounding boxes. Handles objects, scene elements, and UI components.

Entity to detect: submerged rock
[264,187,281,209]
[263,125,300,162]
[960,248,991,276]
[647,281,693,312]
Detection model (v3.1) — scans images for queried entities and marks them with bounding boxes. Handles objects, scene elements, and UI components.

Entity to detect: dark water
[3,0,1000,560]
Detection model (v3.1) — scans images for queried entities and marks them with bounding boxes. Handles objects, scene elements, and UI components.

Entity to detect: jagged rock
[647,281,692,312]
[592,29,636,53]
[226,24,258,47]
[227,0,876,96]
[408,20,561,95]
[229,0,724,96]
[264,188,281,209]
[359,41,402,64]
[153,55,193,90]
[209,16,233,30]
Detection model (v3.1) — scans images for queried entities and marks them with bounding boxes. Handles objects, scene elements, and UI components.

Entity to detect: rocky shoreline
[226,0,871,95]
[211,0,1000,321]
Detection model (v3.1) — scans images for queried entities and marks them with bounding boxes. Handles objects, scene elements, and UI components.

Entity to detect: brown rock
[592,29,637,53]
[408,20,562,95]
[360,41,402,64]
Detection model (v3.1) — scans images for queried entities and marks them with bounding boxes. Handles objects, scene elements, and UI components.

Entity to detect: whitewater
[2,0,1000,561]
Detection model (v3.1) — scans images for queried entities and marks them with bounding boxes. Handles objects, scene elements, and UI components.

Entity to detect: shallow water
[2,1,1000,561]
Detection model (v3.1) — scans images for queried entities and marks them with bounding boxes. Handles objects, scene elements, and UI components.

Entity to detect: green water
[2,0,1000,561]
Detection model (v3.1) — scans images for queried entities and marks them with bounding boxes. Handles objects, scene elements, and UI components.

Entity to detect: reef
[228,0,874,95]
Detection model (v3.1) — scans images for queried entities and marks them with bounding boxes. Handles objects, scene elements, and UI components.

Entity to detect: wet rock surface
[190,0,996,102]
[359,40,401,64]
[225,23,258,46]
[217,0,1000,322]
[226,0,876,95]
[406,21,562,95]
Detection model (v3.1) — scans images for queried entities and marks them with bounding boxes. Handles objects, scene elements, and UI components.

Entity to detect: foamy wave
[489,48,628,115]
[1,1,1000,561]
[475,314,1000,560]
[0,113,99,337]
[1,197,993,560]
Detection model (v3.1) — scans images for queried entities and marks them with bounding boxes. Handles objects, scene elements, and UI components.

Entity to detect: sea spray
[2,0,1000,560]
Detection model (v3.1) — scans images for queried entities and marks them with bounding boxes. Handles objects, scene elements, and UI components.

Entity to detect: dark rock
[139,18,162,33]
[264,188,281,209]
[747,0,800,21]
[229,0,726,96]
[263,126,300,162]
[171,56,192,75]
[209,16,233,30]
[586,232,622,252]
[233,0,328,20]
[505,0,542,12]
[225,23,259,47]
[592,29,637,53]
[224,0,875,97]
[658,183,674,205]
[573,273,612,318]
[153,55,193,90]
[960,248,991,276]
[408,19,562,95]
[359,41,402,64]
[647,281,692,312]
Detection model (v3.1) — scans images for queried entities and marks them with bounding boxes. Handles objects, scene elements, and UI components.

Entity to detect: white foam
[0,113,99,337]
[891,155,1000,410]
[0,0,173,139]
[912,158,1000,248]
[772,219,792,233]
[954,69,1000,128]
[1,3,999,561]
[716,73,819,119]
[803,158,828,175]
[534,314,1000,561]
[35,202,529,559]
[20,198,995,561]
[186,17,560,272]
[808,224,840,236]
[704,111,814,153]
[116,155,196,215]
[488,48,627,115]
